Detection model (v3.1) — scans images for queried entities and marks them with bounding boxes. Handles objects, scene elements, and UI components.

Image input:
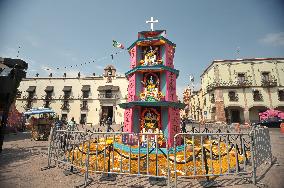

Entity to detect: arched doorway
[249,106,269,123]
[225,106,244,124]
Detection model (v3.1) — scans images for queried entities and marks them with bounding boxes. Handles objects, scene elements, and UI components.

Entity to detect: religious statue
[140,108,164,147]
[140,46,163,66]
[140,75,164,101]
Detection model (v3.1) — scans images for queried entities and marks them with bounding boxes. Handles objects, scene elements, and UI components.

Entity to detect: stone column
[244,107,250,124]
[113,105,116,123]
[215,89,226,122]
[242,88,250,123]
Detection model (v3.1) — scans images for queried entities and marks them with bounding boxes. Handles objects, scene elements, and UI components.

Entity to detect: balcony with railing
[98,93,118,99]
[261,76,277,87]
[206,79,252,92]
[43,94,53,100]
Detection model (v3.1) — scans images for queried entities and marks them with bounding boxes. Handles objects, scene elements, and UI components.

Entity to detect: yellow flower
[106,139,113,145]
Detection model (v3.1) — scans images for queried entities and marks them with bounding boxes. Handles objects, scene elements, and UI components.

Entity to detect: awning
[97,85,119,91]
[44,86,54,92]
[24,108,55,115]
[62,86,72,92]
[26,86,36,92]
[81,85,90,91]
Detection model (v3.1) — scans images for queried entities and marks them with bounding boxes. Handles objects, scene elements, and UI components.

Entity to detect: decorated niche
[140,107,161,132]
[140,72,164,101]
[140,107,164,147]
[139,45,163,66]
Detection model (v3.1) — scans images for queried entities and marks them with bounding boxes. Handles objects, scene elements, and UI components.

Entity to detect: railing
[44,95,52,100]
[43,125,272,187]
[261,77,277,87]
[98,93,118,99]
[206,79,252,92]
[229,95,239,102]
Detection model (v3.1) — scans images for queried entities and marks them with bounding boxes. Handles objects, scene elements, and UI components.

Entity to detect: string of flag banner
[42,40,126,72]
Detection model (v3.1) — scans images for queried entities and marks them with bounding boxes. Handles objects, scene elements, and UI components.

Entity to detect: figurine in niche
[140,46,163,66]
[140,75,163,101]
[140,109,163,146]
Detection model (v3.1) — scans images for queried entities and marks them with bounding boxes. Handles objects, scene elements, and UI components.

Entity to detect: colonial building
[15,65,128,125]
[184,58,284,124]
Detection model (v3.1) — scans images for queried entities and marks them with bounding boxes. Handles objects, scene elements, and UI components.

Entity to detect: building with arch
[15,65,128,125]
[186,58,284,124]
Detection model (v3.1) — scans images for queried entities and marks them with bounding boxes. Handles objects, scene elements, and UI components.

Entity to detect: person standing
[106,117,112,132]
[67,117,76,131]
[181,118,187,133]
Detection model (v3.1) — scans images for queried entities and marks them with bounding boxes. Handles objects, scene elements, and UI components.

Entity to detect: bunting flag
[113,40,124,49]
[38,48,124,73]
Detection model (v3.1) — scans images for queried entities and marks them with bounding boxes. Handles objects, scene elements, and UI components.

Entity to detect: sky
[0,0,284,97]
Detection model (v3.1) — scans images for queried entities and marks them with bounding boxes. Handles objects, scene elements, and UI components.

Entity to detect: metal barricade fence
[251,126,273,184]
[173,131,253,187]
[43,125,272,187]
[83,132,170,185]
[45,128,90,184]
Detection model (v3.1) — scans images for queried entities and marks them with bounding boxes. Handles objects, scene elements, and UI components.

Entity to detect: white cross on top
[146,17,158,31]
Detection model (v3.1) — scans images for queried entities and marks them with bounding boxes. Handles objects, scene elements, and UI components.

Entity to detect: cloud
[259,32,284,46]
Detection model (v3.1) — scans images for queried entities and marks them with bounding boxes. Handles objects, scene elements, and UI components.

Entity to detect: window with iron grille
[228,91,238,101]
[81,100,88,110]
[261,72,270,82]
[237,73,246,83]
[82,91,89,98]
[210,93,215,103]
[64,91,71,99]
[105,90,112,98]
[26,101,32,109]
[62,100,69,110]
[278,90,284,101]
[44,101,50,108]
[253,90,263,101]
[28,92,35,99]
[45,91,52,99]
[80,114,87,124]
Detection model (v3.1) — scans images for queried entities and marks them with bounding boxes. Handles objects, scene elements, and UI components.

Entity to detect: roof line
[200,57,284,77]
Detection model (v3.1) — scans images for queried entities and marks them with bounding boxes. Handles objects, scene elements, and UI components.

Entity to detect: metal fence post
[174,136,177,188]
[250,129,256,185]
[84,134,91,187]
[47,127,54,168]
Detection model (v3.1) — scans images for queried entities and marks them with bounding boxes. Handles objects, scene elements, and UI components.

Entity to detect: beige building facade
[15,65,128,125]
[185,58,284,124]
